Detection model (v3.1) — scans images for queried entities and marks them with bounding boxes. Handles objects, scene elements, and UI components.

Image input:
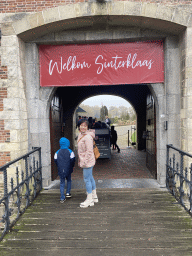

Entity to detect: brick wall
[0,0,72,13]
[0,119,10,143]
[0,59,8,80]
[0,37,8,80]
[0,152,10,166]
[0,120,10,143]
[0,88,7,111]
[0,0,192,13]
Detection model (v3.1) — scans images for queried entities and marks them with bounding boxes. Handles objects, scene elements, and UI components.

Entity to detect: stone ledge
[1,2,190,37]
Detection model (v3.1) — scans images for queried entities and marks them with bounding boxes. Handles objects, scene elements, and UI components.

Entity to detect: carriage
[94,122,111,159]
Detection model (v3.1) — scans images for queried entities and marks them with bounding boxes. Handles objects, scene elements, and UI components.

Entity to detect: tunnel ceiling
[57,84,151,112]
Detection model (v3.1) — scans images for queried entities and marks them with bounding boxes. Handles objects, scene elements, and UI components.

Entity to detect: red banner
[39,41,164,87]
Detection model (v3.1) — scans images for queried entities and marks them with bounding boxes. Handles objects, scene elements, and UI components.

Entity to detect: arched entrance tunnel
[16,3,184,187]
[50,84,156,181]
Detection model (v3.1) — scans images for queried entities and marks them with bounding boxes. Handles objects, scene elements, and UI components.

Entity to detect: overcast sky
[82,95,131,109]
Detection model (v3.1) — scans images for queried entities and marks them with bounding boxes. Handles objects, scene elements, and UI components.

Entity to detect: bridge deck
[1,149,192,255]
[1,188,192,256]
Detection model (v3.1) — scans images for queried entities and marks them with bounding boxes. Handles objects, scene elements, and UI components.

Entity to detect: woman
[77,118,98,208]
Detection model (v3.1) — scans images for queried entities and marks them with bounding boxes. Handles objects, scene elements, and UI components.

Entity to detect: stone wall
[0,36,9,166]
[0,0,192,13]
[0,33,28,162]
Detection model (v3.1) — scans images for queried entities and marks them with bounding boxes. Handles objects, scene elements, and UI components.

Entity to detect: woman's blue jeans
[60,173,71,200]
[83,166,96,194]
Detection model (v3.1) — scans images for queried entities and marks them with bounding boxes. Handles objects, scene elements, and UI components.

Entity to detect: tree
[100,105,108,121]
[131,113,136,121]
[79,103,135,123]
[79,104,100,119]
[92,106,100,119]
[119,106,129,120]
[114,116,119,123]
[125,112,130,120]
[109,106,119,118]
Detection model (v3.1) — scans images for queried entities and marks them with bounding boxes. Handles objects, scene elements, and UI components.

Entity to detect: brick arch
[4,1,190,40]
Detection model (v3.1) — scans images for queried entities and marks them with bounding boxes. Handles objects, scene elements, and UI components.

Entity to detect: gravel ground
[113,125,136,149]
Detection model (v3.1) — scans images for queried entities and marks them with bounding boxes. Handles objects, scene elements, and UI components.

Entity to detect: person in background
[77,118,98,208]
[111,126,120,153]
[54,137,76,203]
[94,120,102,129]
[105,116,111,126]
[76,116,82,128]
[88,117,93,129]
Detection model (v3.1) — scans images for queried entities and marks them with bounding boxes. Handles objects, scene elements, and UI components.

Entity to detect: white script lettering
[95,54,153,74]
[49,56,91,75]
[48,54,154,76]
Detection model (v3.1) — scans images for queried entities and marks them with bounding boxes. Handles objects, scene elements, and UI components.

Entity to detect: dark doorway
[49,84,155,181]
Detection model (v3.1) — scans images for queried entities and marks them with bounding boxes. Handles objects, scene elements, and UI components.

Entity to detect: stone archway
[2,2,189,40]
[1,2,190,186]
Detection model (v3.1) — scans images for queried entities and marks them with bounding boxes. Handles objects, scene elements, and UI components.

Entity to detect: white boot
[80,193,94,208]
[92,189,98,203]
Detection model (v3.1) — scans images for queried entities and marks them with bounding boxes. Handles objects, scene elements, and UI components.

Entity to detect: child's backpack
[56,149,71,178]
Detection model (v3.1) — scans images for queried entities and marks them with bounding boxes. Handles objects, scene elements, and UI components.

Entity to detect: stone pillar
[164,36,181,148]
[0,35,28,163]
[150,84,166,186]
[183,28,192,154]
[25,43,52,187]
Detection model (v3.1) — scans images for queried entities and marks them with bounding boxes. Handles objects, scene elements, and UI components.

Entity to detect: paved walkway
[72,148,153,180]
[47,147,158,192]
[50,148,154,190]
[72,126,151,181]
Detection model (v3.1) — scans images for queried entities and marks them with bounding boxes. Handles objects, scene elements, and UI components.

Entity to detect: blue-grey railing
[166,144,192,215]
[0,147,42,241]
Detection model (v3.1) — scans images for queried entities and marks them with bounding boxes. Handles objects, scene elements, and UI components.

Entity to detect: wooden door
[146,94,157,178]
[50,94,63,180]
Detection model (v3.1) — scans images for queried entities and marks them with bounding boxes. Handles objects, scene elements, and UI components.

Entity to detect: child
[54,137,76,203]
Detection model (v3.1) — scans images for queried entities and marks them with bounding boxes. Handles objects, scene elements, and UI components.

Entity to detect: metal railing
[166,144,192,215]
[0,147,42,241]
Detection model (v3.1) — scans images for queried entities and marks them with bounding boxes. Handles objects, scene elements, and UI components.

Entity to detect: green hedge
[131,131,136,143]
